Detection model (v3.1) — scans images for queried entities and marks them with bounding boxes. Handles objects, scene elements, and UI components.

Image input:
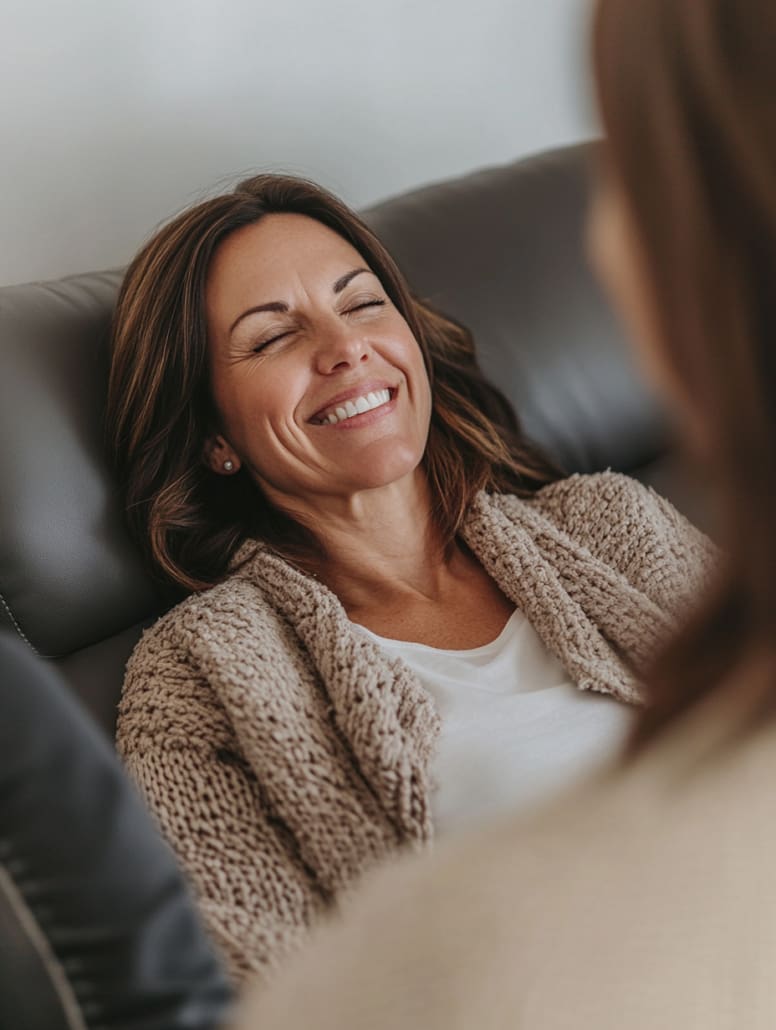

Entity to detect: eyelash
[252,298,386,353]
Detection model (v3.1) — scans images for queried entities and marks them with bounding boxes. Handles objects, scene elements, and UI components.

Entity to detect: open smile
[310,387,397,427]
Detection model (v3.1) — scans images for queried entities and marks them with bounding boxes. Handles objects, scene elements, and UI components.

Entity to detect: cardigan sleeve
[117,642,326,987]
[529,471,721,621]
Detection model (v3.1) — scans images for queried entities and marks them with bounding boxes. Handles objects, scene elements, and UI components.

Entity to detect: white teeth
[317,388,391,425]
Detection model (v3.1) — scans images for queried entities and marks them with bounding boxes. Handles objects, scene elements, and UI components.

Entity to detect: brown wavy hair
[108,174,560,595]
[593,0,776,747]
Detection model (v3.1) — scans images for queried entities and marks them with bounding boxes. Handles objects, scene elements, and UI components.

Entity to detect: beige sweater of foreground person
[235,681,776,1030]
[116,472,715,983]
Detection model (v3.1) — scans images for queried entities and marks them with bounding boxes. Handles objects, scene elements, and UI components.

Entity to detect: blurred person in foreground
[234,2,776,1026]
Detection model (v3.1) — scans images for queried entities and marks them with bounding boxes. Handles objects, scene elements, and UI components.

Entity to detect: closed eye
[345,299,386,314]
[251,299,385,353]
[252,330,291,353]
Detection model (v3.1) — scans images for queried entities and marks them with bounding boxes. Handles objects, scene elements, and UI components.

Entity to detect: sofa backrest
[364,144,667,474]
[0,142,679,734]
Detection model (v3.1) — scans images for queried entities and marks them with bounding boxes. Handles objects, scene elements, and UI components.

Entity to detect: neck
[269,469,456,610]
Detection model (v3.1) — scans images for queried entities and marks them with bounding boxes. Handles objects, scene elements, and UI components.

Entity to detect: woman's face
[204,213,432,510]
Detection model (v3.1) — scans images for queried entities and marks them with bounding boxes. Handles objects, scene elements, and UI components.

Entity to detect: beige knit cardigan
[116,472,715,984]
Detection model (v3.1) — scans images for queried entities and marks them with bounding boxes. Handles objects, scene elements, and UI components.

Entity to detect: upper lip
[308,381,396,423]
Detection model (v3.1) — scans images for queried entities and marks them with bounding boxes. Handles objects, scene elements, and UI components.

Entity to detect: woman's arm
[121,741,326,986]
[117,631,326,986]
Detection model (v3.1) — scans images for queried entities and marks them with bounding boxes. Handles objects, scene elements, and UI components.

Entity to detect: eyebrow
[228,266,372,336]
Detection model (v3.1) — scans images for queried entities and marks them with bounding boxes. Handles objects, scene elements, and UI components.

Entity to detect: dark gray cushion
[0,632,232,1030]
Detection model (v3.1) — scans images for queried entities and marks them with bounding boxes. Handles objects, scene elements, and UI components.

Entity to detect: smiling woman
[107,173,716,983]
[108,175,553,596]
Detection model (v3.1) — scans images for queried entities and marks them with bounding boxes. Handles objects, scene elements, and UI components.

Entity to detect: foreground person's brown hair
[108,175,559,594]
[593,0,776,746]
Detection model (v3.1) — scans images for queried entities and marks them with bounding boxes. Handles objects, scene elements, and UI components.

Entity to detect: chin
[355,466,420,493]
[348,450,425,493]
[353,432,424,475]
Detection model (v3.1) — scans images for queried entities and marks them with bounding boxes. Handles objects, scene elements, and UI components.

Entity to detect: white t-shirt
[355,609,633,836]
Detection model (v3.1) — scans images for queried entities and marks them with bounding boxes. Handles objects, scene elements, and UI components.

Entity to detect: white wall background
[1,0,596,286]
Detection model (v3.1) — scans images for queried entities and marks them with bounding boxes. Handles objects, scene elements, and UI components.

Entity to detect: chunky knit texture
[116,472,716,983]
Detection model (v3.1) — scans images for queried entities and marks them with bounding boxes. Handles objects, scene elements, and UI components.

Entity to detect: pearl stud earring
[223,459,234,472]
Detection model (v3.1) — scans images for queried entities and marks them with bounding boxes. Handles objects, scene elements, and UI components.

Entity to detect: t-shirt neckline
[353,607,522,659]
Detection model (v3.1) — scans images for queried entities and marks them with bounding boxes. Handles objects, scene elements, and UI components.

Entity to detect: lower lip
[312,389,398,430]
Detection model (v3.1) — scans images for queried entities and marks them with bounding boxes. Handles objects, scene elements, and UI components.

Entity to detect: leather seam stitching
[0,862,89,1030]
[0,589,37,653]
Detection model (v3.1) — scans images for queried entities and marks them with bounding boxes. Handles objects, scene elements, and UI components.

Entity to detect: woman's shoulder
[490,472,718,612]
[495,470,668,536]
[129,567,278,664]
[529,469,656,514]
[119,566,290,737]
[493,470,716,574]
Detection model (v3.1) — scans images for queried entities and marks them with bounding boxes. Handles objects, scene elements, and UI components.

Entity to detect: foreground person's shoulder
[235,707,776,1030]
[231,775,616,1030]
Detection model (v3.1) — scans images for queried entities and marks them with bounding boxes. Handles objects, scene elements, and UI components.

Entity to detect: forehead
[206,213,366,323]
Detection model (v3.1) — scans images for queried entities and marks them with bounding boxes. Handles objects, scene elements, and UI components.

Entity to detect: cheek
[587,189,668,390]
[210,372,249,440]
[407,338,433,421]
[382,317,432,410]
[208,366,279,450]
[587,186,638,325]
[587,189,710,448]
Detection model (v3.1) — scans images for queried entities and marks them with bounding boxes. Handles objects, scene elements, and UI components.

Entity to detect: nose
[312,317,369,375]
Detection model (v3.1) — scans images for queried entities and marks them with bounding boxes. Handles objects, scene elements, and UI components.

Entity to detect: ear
[203,434,241,475]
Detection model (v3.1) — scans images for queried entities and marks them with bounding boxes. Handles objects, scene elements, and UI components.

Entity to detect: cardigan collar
[232,546,440,846]
[461,492,673,704]
[234,490,672,843]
